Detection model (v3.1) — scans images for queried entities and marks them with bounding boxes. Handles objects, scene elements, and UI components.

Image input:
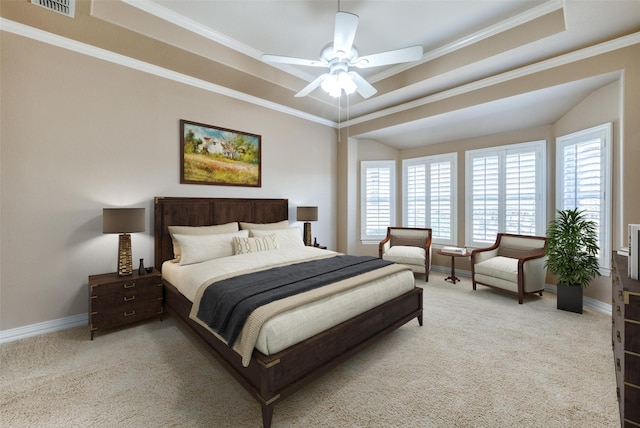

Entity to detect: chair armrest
[379,235,391,258]
[520,253,547,292]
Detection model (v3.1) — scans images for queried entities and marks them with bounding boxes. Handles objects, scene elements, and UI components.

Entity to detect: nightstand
[88,269,163,340]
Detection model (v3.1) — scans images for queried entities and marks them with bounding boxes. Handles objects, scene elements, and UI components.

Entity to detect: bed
[154,196,423,427]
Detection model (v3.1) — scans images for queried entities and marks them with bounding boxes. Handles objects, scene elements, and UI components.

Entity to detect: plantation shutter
[471,155,500,243]
[505,150,537,235]
[402,154,457,245]
[361,161,395,240]
[430,160,452,241]
[406,163,426,228]
[467,140,545,247]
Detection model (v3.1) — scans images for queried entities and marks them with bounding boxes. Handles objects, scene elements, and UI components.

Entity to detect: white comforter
[162,247,415,363]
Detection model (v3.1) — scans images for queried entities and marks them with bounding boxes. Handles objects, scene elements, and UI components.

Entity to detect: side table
[437,249,471,284]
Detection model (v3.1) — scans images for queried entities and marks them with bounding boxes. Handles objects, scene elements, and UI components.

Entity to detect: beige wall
[0,33,336,330]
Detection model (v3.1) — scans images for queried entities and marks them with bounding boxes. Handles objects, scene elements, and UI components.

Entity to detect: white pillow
[173,230,248,265]
[169,222,239,260]
[251,227,304,249]
[233,234,279,255]
[239,220,289,230]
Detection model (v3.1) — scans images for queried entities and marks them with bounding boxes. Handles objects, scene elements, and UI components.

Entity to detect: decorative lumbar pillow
[233,234,279,255]
[239,220,289,230]
[390,235,426,248]
[169,222,239,260]
[251,227,304,249]
[173,230,248,265]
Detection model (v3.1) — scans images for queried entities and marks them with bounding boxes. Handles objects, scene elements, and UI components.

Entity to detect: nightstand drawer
[625,384,640,424]
[91,284,162,311]
[626,352,640,386]
[626,322,640,354]
[627,293,640,322]
[90,275,161,297]
[90,300,163,331]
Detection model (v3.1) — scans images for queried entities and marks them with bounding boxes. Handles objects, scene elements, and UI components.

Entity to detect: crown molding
[343,31,640,129]
[3,17,638,133]
[0,18,336,129]
[372,0,564,83]
[121,0,317,83]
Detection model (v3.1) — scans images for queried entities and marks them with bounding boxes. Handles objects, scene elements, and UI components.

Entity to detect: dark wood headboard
[153,197,289,271]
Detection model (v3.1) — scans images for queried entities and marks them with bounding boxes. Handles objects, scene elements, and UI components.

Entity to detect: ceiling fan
[261,11,423,99]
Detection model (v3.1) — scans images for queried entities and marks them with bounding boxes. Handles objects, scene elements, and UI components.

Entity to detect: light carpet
[0,272,619,427]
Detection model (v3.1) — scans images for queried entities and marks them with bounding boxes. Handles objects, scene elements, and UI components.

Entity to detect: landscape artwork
[180,119,261,187]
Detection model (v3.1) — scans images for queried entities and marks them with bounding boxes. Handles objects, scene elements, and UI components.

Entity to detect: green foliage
[545,208,600,287]
[183,129,201,154]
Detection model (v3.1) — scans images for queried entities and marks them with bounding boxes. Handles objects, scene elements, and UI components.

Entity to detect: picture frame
[180,119,262,187]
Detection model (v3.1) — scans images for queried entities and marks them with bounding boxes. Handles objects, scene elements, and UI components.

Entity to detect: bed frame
[154,196,423,427]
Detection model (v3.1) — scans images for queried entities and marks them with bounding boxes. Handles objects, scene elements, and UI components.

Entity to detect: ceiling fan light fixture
[320,71,356,97]
[338,71,357,94]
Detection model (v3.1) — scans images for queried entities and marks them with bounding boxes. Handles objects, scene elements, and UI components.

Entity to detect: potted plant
[545,208,600,313]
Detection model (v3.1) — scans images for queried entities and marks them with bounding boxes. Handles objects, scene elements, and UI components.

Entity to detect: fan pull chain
[337,93,342,142]
[346,93,350,141]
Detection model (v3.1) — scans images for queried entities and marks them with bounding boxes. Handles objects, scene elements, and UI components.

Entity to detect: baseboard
[0,313,88,344]
[431,265,612,315]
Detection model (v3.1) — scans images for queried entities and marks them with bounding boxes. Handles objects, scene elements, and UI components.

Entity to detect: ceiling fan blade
[348,71,377,99]
[295,73,329,97]
[261,54,326,67]
[333,12,359,57]
[352,45,423,68]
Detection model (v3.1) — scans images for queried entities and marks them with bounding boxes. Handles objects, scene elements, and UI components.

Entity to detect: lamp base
[117,233,133,276]
[303,222,312,246]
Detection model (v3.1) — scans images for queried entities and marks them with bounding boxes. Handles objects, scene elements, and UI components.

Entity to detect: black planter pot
[557,283,583,314]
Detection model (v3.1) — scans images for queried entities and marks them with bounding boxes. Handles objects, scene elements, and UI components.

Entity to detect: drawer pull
[616,305,621,316]
[617,331,621,342]
[616,358,621,372]
[123,310,136,317]
[123,296,136,302]
[123,282,136,289]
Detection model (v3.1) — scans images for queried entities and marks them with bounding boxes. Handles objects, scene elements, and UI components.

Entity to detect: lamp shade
[297,206,318,222]
[103,208,145,234]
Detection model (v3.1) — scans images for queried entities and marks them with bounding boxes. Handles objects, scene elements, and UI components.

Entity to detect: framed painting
[180,119,262,187]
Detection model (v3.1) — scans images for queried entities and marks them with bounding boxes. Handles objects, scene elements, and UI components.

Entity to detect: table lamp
[297,206,318,246]
[103,207,145,276]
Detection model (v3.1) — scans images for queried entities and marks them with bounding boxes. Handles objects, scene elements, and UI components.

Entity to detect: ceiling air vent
[31,0,75,18]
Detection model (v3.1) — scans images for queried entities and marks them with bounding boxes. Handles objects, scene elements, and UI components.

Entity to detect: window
[403,153,457,244]
[465,141,546,247]
[361,160,395,241]
[556,123,612,273]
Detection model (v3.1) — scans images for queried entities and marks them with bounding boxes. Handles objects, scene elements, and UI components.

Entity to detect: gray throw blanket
[196,255,393,347]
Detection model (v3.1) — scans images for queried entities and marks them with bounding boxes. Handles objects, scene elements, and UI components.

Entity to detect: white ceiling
[124,0,640,149]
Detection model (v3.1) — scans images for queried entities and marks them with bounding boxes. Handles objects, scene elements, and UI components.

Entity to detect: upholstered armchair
[379,227,432,281]
[471,233,547,304]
